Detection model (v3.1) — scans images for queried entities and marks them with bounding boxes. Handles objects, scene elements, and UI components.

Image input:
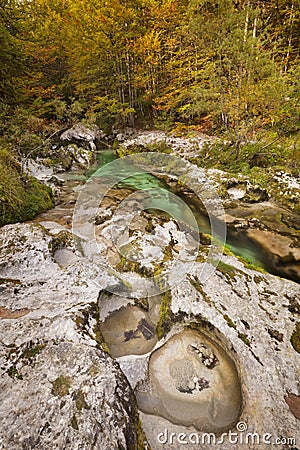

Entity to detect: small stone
[173,244,183,253]
[188,380,196,390]
[285,394,300,420]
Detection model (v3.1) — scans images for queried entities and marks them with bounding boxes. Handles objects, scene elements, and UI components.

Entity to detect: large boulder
[0,224,148,450]
[91,206,300,448]
[0,341,143,450]
[60,123,105,151]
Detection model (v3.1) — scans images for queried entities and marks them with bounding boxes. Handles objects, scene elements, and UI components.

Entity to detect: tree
[159,0,290,147]
[0,0,28,103]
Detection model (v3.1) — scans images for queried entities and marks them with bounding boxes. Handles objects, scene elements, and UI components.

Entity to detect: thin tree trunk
[252,17,257,38]
[244,2,250,44]
[284,2,295,72]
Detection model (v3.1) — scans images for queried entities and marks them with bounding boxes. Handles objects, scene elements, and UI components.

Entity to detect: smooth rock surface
[136,328,242,433]
[100,305,157,357]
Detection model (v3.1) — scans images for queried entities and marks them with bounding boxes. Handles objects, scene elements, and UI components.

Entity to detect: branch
[259,136,280,152]
[21,128,66,175]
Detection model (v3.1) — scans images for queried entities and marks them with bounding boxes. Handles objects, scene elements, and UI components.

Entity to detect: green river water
[84,149,267,270]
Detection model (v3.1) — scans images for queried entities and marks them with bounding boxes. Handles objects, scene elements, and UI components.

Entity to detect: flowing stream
[87,149,268,269]
[35,148,276,273]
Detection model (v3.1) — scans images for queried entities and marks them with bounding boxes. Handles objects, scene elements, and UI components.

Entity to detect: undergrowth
[0,147,54,226]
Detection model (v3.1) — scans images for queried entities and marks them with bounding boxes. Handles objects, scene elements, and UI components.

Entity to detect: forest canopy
[0,0,299,137]
[0,0,299,225]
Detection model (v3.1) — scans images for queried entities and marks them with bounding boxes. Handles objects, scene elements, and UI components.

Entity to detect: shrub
[0,147,53,226]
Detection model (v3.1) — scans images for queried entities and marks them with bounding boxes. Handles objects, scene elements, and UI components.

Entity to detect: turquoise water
[91,150,168,190]
[89,149,266,269]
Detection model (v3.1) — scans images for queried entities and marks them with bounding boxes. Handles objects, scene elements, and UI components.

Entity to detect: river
[34,148,286,277]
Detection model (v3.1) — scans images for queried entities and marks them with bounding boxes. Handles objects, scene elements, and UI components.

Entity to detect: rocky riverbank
[0,218,299,449]
[117,130,300,283]
[0,126,299,449]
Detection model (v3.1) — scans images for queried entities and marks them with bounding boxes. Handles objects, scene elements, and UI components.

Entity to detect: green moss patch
[7,365,23,380]
[0,278,21,285]
[51,375,73,397]
[214,260,237,278]
[71,414,79,430]
[0,148,54,226]
[156,290,172,340]
[20,343,46,360]
[223,314,237,329]
[188,274,212,305]
[73,390,90,411]
[75,303,110,353]
[238,332,250,347]
[6,340,46,379]
[49,230,74,254]
[291,323,300,353]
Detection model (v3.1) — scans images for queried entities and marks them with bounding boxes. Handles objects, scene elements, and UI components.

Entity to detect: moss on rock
[0,148,54,226]
[156,290,172,340]
[238,332,251,347]
[223,314,237,330]
[70,414,79,430]
[73,390,90,411]
[75,303,110,353]
[290,322,300,353]
[51,375,73,397]
[6,340,46,379]
[49,230,74,254]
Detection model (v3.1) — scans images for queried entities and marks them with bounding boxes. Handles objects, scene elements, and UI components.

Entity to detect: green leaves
[0,147,54,226]
[0,0,299,135]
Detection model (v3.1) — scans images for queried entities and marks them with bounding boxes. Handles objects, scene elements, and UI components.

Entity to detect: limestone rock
[0,223,148,450]
[120,130,212,158]
[246,228,300,282]
[0,341,143,450]
[135,258,300,449]
[60,123,105,151]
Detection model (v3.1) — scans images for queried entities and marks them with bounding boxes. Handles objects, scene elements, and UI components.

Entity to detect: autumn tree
[0,0,28,104]
[0,0,298,135]
[158,0,292,147]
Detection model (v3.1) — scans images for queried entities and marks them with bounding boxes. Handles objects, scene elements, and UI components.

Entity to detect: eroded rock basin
[100,305,158,357]
[135,328,242,433]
